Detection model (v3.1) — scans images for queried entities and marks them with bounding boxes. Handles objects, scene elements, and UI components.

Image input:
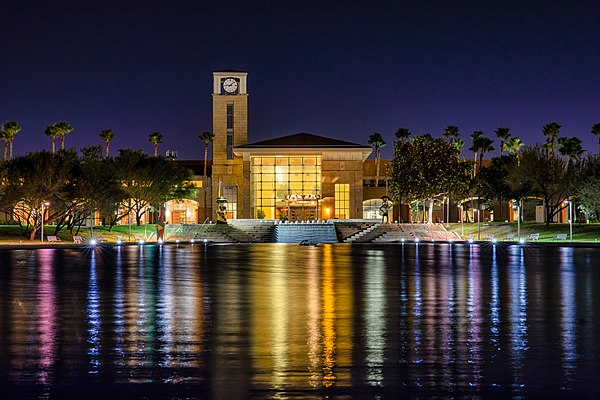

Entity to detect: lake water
[0,243,598,399]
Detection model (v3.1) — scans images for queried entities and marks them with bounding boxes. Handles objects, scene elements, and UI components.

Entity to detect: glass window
[251,156,322,220]
[227,134,233,160]
[222,186,237,219]
[335,183,350,219]
[226,103,234,130]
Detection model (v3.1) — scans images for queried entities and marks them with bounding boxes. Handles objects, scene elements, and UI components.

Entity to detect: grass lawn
[445,221,600,242]
[0,224,152,245]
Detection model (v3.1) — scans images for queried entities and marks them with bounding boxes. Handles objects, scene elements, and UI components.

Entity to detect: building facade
[183,70,375,222]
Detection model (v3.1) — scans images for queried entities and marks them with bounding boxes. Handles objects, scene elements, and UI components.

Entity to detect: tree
[478,137,495,173]
[389,135,471,223]
[149,131,163,157]
[0,150,81,240]
[504,137,524,158]
[494,127,511,156]
[469,131,484,176]
[443,125,460,144]
[56,121,74,150]
[542,122,561,156]
[113,149,196,225]
[577,154,600,220]
[591,122,600,154]
[394,128,411,142]
[453,138,465,156]
[368,132,386,187]
[1,120,21,160]
[558,136,585,168]
[476,155,524,222]
[44,123,61,154]
[99,129,115,158]
[507,144,573,225]
[198,131,214,183]
[0,128,8,161]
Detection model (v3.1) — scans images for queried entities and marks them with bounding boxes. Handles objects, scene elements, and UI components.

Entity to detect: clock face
[222,78,238,94]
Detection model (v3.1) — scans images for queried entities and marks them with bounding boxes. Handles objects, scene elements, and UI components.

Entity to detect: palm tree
[478,137,495,172]
[443,125,460,144]
[469,131,484,176]
[198,131,214,183]
[1,120,22,160]
[542,122,561,156]
[394,128,411,142]
[453,138,465,158]
[504,137,524,158]
[591,122,600,154]
[494,127,511,156]
[99,129,115,158]
[149,131,163,156]
[368,132,386,187]
[44,123,61,154]
[558,136,585,168]
[55,121,73,150]
[0,128,8,161]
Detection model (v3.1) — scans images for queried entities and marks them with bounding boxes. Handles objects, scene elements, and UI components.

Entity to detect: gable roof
[237,132,370,149]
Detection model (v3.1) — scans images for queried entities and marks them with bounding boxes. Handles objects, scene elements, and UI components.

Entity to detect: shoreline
[2,239,600,250]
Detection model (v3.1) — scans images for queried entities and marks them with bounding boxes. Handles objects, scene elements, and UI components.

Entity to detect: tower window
[227,134,233,160]
[226,103,234,130]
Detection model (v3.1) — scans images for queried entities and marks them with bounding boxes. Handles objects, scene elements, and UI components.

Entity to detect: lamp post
[566,200,573,241]
[460,204,464,237]
[40,202,49,242]
[512,199,521,242]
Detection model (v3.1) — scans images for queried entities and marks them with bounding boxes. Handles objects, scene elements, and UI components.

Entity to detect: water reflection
[36,249,56,391]
[364,250,386,386]
[0,243,599,398]
[559,247,577,385]
[508,245,528,392]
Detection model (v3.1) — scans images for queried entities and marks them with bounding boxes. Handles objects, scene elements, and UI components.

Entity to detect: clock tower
[212,70,248,219]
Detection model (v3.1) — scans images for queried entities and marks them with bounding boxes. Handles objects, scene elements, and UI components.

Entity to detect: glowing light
[519,238,525,244]
[89,238,98,246]
[414,237,420,243]
[138,239,145,245]
[158,238,164,244]
[190,239,195,243]
[468,238,474,244]
[116,239,122,245]
[492,238,497,244]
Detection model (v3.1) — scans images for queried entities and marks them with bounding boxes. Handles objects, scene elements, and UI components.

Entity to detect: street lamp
[565,200,573,241]
[512,199,521,242]
[459,204,464,237]
[40,201,49,242]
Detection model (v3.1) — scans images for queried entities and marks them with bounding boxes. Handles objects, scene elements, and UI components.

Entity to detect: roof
[236,132,370,149]
[213,69,247,73]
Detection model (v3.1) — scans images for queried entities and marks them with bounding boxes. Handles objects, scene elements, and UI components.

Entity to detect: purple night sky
[1,1,599,160]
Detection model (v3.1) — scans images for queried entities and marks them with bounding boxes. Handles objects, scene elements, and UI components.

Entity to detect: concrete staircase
[229,219,276,242]
[165,224,237,243]
[345,223,381,242]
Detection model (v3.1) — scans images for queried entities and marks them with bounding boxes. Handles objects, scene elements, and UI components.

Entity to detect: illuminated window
[251,156,321,220]
[335,183,350,219]
[222,186,237,219]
